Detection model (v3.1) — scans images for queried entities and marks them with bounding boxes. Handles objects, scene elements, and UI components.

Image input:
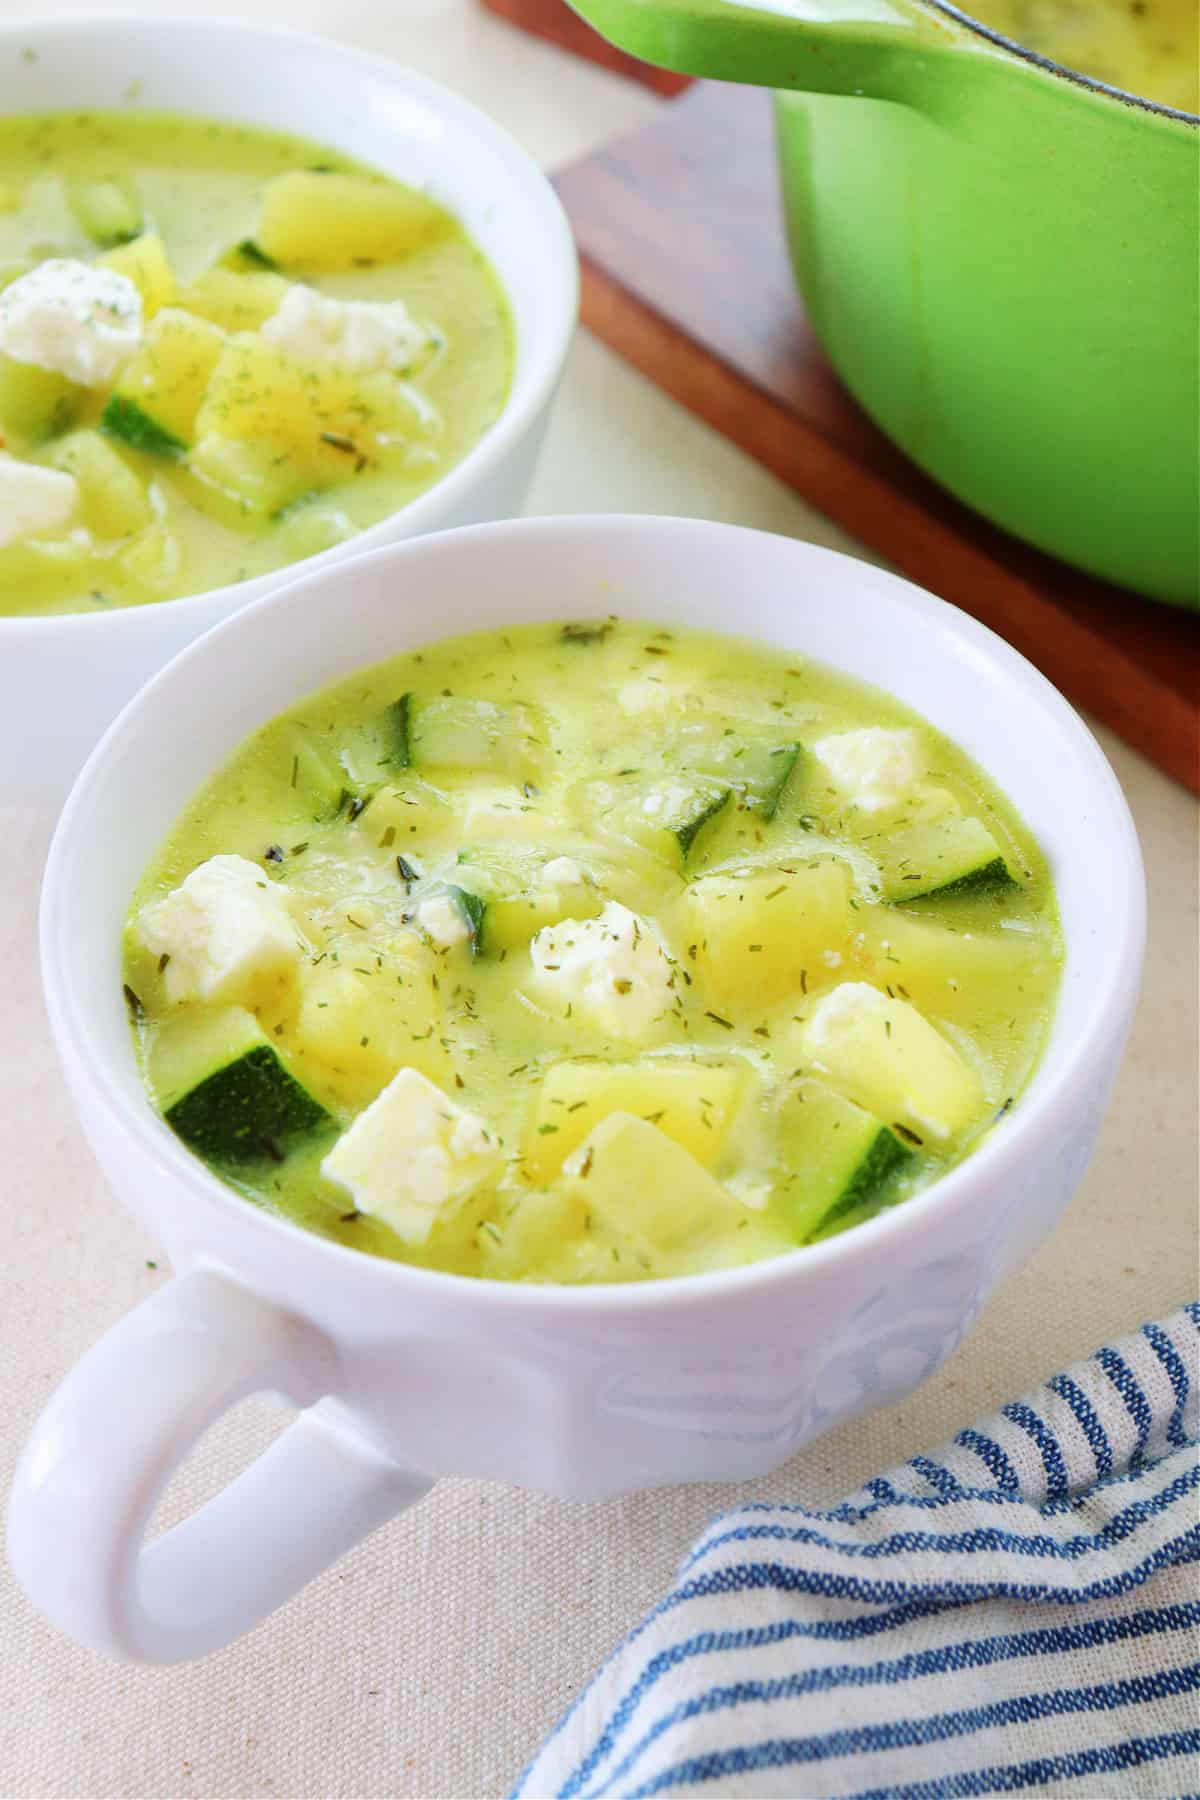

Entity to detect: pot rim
[924,0,1199,125]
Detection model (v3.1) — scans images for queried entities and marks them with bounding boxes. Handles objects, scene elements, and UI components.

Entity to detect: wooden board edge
[577,254,1200,794]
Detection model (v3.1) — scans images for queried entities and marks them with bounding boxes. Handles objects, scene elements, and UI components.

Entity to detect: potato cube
[256,171,449,271]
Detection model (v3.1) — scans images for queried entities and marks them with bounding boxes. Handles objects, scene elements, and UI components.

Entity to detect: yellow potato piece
[256,171,449,271]
[523,1057,749,1182]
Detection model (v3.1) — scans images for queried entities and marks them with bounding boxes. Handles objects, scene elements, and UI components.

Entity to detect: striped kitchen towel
[514,1306,1199,1799]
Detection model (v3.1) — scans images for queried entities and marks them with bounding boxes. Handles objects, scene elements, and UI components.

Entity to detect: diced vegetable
[414,883,486,956]
[580,774,731,867]
[110,520,183,599]
[0,354,81,444]
[104,308,226,451]
[287,734,354,817]
[97,233,175,318]
[774,1077,910,1240]
[559,1112,748,1256]
[186,433,306,520]
[149,1006,330,1163]
[876,815,1015,901]
[222,239,280,273]
[399,694,543,780]
[452,846,602,952]
[193,335,413,491]
[178,266,290,333]
[681,725,802,819]
[522,1056,749,1181]
[256,171,449,270]
[803,982,984,1142]
[65,173,143,247]
[852,907,1057,1028]
[100,395,184,458]
[48,429,151,537]
[294,952,451,1107]
[681,859,853,1014]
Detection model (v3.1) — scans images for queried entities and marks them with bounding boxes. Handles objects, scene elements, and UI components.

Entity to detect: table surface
[0,5,1195,1798]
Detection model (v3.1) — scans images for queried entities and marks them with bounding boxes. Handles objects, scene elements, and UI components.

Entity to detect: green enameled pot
[569,0,1200,606]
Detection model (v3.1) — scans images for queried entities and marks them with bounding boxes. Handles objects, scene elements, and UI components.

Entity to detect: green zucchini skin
[164,1044,330,1164]
[387,694,412,770]
[100,394,185,459]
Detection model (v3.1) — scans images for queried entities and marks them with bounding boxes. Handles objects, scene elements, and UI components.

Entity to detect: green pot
[568,0,1200,607]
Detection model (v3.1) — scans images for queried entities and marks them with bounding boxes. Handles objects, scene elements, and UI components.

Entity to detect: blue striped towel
[514,1306,1199,1799]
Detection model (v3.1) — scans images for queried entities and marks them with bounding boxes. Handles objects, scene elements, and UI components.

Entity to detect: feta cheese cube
[804,980,982,1140]
[0,453,78,549]
[321,1068,500,1242]
[529,901,675,1040]
[812,728,922,813]
[138,854,304,1005]
[260,285,427,374]
[417,893,471,951]
[0,259,143,388]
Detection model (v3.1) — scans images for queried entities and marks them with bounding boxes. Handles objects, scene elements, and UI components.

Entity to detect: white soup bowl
[0,16,576,801]
[9,517,1144,1663]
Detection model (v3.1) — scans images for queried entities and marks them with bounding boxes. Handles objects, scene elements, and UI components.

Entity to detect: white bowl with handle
[9,516,1144,1663]
[0,15,577,802]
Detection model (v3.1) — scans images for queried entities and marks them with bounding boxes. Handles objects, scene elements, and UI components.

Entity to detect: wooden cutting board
[484,0,1200,793]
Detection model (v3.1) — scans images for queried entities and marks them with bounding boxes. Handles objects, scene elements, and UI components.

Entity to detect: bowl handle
[567,0,947,100]
[6,1268,431,1663]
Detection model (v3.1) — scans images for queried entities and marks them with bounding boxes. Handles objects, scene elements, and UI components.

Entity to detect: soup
[964,0,1198,113]
[0,112,512,617]
[122,619,1062,1285]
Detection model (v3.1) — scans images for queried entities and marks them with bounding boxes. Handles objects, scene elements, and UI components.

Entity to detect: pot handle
[6,1268,431,1663]
[567,0,947,100]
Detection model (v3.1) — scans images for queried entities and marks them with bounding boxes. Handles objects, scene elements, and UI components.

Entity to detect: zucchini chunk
[100,394,184,459]
[222,238,280,273]
[776,1078,910,1242]
[413,883,486,956]
[104,308,226,453]
[878,815,1016,901]
[396,694,542,780]
[453,845,601,952]
[0,354,80,444]
[65,173,143,247]
[288,734,358,818]
[684,727,802,819]
[589,773,731,867]
[151,1006,330,1164]
[49,429,152,537]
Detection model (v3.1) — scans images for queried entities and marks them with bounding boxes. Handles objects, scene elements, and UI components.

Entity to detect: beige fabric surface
[0,5,1196,1797]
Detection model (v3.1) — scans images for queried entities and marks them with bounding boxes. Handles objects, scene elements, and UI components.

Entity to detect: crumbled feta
[321,1067,499,1243]
[529,901,674,1040]
[260,285,427,373]
[0,453,78,549]
[812,728,921,813]
[138,854,303,1005]
[0,259,142,388]
[541,857,590,888]
[417,893,470,951]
